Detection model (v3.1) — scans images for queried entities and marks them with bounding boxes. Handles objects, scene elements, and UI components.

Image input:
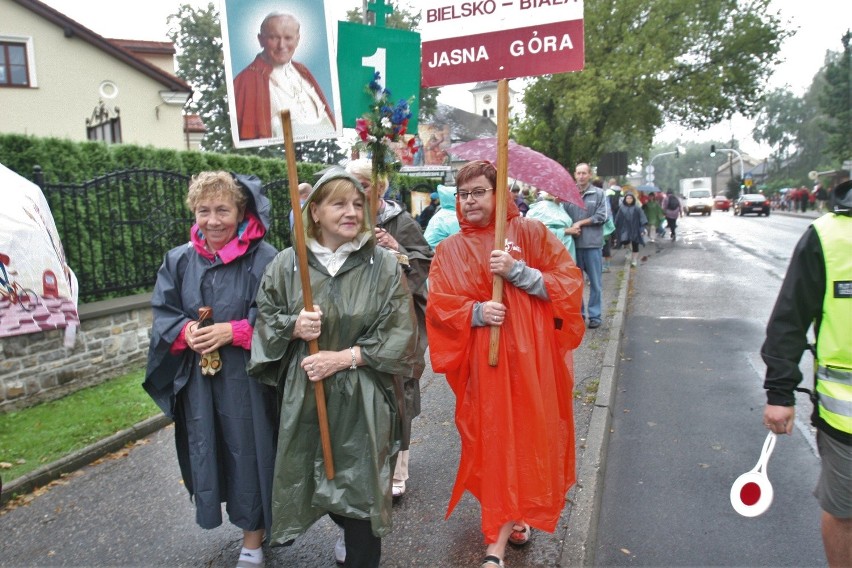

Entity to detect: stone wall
[0,294,152,412]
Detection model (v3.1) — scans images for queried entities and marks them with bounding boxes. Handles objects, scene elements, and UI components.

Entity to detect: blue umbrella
[637,184,660,193]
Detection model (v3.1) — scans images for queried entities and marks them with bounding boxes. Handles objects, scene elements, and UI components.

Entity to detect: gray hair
[260,12,299,35]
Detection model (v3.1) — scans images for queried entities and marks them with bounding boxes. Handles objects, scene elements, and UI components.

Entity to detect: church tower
[469,81,517,124]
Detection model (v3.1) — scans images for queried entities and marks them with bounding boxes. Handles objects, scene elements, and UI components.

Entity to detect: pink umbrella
[450,138,584,208]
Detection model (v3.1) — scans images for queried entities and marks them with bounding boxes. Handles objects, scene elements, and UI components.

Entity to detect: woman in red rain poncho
[426,160,585,567]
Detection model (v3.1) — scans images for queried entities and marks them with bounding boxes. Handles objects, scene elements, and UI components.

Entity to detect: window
[0,41,30,87]
[86,119,122,143]
[86,100,122,144]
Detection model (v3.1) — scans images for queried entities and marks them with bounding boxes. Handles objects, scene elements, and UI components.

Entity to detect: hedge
[0,133,327,185]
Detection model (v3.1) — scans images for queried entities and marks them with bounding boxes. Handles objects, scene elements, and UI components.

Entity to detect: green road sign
[337,22,421,130]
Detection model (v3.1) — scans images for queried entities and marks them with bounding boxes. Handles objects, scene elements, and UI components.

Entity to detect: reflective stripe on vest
[816,365,852,433]
[812,214,852,435]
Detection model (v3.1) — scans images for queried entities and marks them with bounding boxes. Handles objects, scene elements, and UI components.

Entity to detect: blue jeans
[575,247,603,323]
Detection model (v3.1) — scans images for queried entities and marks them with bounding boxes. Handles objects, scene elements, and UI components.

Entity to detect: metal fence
[35,167,292,303]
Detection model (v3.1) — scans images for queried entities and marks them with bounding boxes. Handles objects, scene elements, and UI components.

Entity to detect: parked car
[714,195,732,211]
[734,194,771,216]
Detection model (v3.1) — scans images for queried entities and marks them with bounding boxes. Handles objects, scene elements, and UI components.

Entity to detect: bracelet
[349,346,357,370]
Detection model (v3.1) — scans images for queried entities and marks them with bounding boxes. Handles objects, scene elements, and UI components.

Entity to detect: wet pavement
[0,256,629,567]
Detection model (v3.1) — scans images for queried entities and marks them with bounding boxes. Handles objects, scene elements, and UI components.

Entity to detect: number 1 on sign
[362,48,387,90]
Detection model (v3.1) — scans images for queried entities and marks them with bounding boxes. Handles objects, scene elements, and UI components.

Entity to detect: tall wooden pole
[488,80,510,367]
[280,110,335,480]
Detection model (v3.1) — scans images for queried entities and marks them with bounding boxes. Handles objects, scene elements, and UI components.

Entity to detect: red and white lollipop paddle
[730,432,777,517]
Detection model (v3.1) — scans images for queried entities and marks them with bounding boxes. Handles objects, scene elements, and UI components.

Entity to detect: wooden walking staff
[488,80,511,367]
[280,110,335,480]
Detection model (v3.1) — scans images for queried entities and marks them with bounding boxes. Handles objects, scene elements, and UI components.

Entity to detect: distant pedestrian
[814,183,828,213]
[603,181,621,273]
[526,190,577,260]
[346,159,432,504]
[288,182,312,228]
[643,192,665,243]
[663,190,681,241]
[418,192,440,230]
[799,186,810,212]
[563,163,608,329]
[615,193,648,267]
[423,184,461,248]
[144,171,279,568]
[511,185,529,216]
[760,178,852,568]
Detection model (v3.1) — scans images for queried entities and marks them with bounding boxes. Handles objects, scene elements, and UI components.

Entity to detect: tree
[751,40,849,188]
[297,138,347,164]
[513,0,791,169]
[818,31,852,163]
[753,88,805,163]
[168,3,233,153]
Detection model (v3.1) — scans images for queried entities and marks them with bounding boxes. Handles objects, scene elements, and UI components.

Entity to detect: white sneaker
[334,529,346,564]
[236,548,263,568]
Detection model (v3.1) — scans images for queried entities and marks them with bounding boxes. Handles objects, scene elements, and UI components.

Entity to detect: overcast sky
[36,0,852,158]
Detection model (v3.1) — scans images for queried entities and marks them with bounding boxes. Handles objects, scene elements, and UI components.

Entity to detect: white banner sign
[420,0,584,87]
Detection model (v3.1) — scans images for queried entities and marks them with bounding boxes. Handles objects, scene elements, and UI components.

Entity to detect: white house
[1,0,199,150]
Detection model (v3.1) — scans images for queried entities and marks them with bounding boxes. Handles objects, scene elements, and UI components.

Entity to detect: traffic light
[710,144,716,157]
[675,147,680,158]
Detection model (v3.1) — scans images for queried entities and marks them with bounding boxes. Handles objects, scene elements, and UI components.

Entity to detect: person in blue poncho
[526,191,576,260]
[423,184,461,249]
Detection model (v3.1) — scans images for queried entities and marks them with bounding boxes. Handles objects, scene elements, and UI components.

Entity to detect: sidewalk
[768,207,822,218]
[0,258,632,566]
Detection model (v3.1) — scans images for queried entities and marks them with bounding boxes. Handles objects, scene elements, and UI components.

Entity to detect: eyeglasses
[456,187,493,201]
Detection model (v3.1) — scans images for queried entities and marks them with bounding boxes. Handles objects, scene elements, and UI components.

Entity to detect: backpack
[666,195,680,210]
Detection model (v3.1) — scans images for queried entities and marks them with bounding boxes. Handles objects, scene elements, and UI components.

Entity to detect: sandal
[481,555,504,567]
[508,523,531,546]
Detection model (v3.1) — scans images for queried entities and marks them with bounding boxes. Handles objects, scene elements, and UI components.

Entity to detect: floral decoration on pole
[355,72,414,220]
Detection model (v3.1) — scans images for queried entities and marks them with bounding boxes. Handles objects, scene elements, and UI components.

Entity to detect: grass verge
[0,368,157,483]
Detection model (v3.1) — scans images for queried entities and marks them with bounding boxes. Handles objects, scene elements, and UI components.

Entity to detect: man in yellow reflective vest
[761,178,852,567]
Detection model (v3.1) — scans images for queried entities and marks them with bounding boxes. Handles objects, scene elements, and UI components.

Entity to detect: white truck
[679,177,713,216]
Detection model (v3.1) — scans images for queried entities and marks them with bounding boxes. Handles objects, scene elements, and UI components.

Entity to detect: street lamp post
[711,145,744,198]
[645,145,685,185]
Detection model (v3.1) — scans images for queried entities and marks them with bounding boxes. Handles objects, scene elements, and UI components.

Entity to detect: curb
[1,414,172,505]
[561,254,631,567]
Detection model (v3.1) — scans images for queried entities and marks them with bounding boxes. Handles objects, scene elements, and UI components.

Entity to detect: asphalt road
[595,212,826,567]
[0,256,625,567]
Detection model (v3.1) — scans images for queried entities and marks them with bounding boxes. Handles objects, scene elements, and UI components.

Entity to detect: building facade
[1,0,195,150]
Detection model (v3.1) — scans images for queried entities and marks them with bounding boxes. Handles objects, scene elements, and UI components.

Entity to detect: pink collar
[190,212,266,263]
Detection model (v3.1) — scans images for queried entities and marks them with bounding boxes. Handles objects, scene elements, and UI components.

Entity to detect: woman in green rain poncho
[248,168,418,567]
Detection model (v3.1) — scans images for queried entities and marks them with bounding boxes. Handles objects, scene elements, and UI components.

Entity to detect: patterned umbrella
[450,138,584,208]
